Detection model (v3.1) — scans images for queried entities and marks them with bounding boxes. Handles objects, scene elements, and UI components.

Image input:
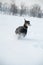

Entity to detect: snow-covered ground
[0,14,43,65]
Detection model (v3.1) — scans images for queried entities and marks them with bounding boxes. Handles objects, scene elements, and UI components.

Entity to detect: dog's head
[24,19,31,27]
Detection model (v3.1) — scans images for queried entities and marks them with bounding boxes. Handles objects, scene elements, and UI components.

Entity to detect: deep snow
[0,14,43,65]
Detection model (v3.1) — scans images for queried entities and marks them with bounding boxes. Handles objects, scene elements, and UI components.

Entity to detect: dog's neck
[23,24,28,29]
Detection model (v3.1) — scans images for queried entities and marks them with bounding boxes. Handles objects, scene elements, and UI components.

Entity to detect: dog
[15,19,31,38]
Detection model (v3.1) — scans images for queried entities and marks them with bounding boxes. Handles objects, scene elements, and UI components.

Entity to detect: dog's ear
[24,19,26,21]
[24,19,25,23]
[24,19,26,23]
[24,19,25,21]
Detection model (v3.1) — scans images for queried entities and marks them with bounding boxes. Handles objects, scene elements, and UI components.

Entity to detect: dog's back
[15,26,27,35]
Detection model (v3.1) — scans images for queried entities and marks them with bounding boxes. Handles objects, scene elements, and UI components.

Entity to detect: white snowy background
[0,14,43,65]
[0,0,43,65]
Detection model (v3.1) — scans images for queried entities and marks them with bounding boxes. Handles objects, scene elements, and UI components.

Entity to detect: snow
[0,14,43,65]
